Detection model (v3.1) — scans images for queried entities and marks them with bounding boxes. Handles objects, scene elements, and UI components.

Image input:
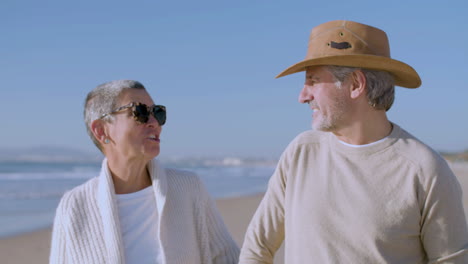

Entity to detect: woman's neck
[106,156,152,194]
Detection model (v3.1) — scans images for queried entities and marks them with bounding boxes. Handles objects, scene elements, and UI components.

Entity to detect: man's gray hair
[84,80,146,151]
[326,66,395,111]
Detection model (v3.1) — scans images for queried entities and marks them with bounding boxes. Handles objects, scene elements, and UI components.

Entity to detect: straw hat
[276,20,421,88]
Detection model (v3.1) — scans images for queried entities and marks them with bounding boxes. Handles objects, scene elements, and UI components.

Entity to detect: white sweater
[50,158,239,264]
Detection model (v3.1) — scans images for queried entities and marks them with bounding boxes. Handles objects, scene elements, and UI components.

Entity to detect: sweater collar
[147,159,168,221]
[97,158,125,264]
[147,159,168,264]
[329,122,402,156]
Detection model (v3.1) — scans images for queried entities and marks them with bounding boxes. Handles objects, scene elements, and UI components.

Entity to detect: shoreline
[0,223,53,240]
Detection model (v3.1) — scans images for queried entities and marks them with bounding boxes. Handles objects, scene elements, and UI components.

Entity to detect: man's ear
[349,70,367,99]
[91,119,108,145]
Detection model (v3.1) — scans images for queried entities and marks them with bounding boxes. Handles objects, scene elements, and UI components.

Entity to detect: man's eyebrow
[306,73,319,80]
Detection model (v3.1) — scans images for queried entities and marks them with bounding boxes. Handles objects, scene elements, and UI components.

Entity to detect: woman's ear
[349,70,367,99]
[91,119,108,145]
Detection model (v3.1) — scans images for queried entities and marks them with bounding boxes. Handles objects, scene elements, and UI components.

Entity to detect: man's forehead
[305,66,328,77]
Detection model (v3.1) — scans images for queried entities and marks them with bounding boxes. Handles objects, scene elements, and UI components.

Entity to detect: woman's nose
[146,114,161,127]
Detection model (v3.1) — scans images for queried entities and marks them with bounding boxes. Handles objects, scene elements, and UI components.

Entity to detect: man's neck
[333,113,392,146]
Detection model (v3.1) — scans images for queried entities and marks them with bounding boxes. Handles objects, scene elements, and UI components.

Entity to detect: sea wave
[189,166,275,178]
[0,190,66,200]
[0,171,97,180]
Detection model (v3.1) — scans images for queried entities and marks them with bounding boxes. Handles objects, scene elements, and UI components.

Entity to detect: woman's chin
[144,147,160,160]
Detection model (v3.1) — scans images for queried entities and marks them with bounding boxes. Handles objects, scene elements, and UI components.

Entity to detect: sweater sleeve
[419,160,468,263]
[239,146,289,264]
[195,176,240,264]
[206,194,241,264]
[49,193,69,264]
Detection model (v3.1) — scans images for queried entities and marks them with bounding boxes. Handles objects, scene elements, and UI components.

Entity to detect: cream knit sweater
[240,124,468,264]
[50,158,239,264]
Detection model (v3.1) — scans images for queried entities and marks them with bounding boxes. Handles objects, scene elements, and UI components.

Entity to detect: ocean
[0,160,275,238]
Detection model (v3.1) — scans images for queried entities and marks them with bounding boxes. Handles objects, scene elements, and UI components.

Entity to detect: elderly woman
[49,80,239,264]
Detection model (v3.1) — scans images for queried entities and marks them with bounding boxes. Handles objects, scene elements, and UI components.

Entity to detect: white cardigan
[50,158,239,264]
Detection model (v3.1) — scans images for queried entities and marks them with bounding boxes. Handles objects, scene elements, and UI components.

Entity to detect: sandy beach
[1,163,466,264]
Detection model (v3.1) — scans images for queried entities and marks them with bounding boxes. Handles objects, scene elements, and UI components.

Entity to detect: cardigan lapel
[97,158,125,264]
[148,159,168,264]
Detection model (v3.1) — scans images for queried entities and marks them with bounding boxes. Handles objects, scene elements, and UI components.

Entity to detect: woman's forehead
[118,89,154,105]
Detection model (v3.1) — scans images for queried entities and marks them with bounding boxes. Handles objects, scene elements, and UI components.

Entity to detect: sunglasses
[100,102,166,125]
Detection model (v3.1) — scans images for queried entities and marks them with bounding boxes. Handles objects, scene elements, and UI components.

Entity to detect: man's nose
[298,85,313,104]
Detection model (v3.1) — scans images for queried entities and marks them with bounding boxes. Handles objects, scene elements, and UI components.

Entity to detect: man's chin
[312,122,333,132]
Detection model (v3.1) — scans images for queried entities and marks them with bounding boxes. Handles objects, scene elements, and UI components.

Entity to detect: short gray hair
[84,80,146,151]
[325,66,395,111]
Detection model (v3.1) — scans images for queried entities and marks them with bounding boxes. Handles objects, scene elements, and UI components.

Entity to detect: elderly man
[239,20,468,264]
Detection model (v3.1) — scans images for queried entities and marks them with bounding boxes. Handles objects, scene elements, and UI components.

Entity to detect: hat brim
[275,55,421,88]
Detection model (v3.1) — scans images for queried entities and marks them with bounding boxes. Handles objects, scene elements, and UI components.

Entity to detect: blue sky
[2,0,467,158]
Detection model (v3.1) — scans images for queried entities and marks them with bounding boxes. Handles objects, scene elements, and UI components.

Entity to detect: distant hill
[0,146,102,163]
[0,146,277,167]
[441,150,468,163]
[1,145,466,165]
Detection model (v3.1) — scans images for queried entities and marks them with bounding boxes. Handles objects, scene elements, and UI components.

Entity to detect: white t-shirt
[116,186,161,264]
[338,136,388,148]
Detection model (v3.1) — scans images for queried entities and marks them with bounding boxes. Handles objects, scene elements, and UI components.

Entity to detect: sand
[1,163,466,264]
